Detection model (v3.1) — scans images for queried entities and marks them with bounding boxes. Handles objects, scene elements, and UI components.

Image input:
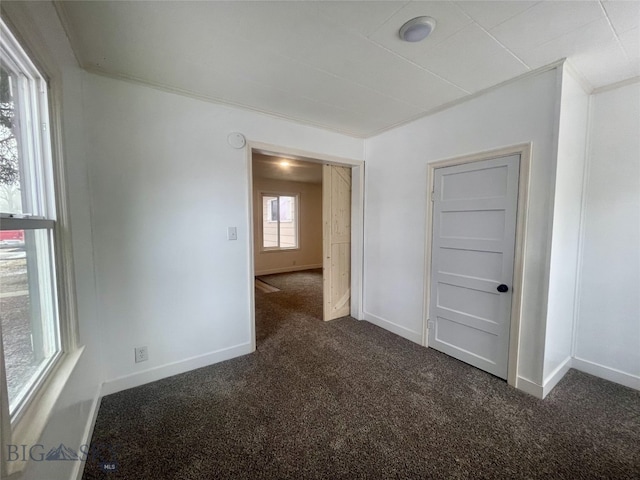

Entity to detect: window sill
[5,345,85,478]
[260,248,300,253]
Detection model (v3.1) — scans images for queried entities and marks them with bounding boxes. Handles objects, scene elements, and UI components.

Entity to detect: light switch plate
[227,227,237,240]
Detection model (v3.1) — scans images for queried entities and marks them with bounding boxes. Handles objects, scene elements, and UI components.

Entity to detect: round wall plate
[227,132,246,149]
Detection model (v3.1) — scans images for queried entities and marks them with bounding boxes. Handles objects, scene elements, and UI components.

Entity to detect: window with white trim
[0,20,61,424]
[262,194,298,250]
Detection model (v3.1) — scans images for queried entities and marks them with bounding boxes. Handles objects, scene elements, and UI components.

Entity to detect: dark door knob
[497,284,509,293]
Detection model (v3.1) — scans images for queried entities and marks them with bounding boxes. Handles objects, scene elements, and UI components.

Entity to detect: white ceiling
[253,153,323,184]
[57,1,640,137]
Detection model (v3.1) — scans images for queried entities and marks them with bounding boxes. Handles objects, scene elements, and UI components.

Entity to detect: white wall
[363,69,560,387]
[573,81,640,389]
[2,4,362,477]
[81,73,363,394]
[2,2,103,480]
[5,10,634,480]
[253,177,322,275]
[542,66,589,392]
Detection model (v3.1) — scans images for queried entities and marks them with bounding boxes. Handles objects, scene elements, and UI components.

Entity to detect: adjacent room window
[262,194,298,250]
[0,20,61,422]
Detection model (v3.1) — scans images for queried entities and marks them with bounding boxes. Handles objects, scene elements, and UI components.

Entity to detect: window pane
[262,196,278,248]
[269,198,278,222]
[279,196,297,248]
[0,228,59,414]
[0,65,24,215]
[279,196,292,222]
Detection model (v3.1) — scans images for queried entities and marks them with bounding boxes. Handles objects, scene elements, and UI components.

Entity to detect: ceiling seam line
[597,1,631,61]
[235,33,461,115]
[229,50,410,119]
[474,22,531,70]
[367,16,475,54]
[237,22,469,112]
[477,1,542,32]
[358,0,411,40]
[184,45,396,128]
[365,39,472,94]
[234,67,378,119]
[535,17,602,51]
[285,55,441,116]
[450,0,473,22]
[520,10,618,55]
[364,60,567,138]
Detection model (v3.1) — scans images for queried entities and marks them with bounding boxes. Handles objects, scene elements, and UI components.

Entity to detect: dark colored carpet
[83,269,640,479]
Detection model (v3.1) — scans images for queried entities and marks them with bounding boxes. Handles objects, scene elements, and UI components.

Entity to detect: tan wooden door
[323,165,351,321]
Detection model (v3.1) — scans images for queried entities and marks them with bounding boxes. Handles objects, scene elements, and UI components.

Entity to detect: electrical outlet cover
[135,346,148,363]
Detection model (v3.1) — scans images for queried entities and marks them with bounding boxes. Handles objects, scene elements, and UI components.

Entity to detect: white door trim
[246,141,365,351]
[423,143,532,387]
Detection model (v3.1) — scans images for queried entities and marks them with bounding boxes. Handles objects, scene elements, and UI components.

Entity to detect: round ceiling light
[399,16,436,42]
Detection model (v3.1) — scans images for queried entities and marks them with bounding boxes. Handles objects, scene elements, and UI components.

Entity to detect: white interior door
[428,155,520,379]
[323,165,351,321]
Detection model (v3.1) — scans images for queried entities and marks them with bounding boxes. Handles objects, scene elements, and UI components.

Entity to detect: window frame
[260,191,300,252]
[0,221,62,423]
[0,14,81,478]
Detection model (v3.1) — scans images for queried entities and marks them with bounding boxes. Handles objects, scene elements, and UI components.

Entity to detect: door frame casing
[423,143,532,387]
[246,141,365,351]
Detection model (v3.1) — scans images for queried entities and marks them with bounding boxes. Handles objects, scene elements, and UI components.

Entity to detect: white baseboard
[73,384,103,480]
[572,357,640,390]
[101,342,254,396]
[255,264,322,276]
[363,311,422,345]
[516,376,544,399]
[542,357,572,398]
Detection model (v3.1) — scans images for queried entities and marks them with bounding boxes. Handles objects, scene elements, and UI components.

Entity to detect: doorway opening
[247,143,364,350]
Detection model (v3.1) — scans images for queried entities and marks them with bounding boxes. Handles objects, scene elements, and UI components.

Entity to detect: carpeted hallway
[82,269,640,479]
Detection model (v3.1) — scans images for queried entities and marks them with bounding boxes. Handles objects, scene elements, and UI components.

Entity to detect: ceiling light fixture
[399,16,436,42]
[279,160,290,167]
